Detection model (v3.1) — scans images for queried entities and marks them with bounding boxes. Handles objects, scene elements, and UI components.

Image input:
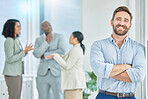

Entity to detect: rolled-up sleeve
[90,41,113,78]
[126,45,146,82]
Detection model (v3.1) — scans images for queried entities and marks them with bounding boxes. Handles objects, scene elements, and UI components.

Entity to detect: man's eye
[125,19,129,22]
[116,18,120,21]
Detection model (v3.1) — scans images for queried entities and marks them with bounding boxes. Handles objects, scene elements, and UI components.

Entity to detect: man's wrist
[41,54,45,59]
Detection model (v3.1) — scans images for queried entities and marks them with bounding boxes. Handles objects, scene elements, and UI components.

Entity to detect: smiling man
[90,6,146,99]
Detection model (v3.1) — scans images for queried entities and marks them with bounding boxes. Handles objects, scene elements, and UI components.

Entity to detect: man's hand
[41,54,45,59]
[46,33,52,43]
[109,64,132,77]
[125,64,132,69]
[112,71,132,83]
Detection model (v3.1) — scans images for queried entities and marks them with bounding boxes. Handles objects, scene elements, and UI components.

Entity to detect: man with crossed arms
[90,6,146,99]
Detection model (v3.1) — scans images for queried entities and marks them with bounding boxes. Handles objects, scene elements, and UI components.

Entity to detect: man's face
[111,11,132,36]
[41,22,52,35]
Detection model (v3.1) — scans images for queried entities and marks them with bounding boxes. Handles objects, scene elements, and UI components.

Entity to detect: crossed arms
[90,41,146,83]
[109,64,132,82]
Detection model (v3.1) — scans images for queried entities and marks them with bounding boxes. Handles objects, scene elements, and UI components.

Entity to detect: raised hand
[41,54,45,59]
[24,43,34,53]
[46,33,52,43]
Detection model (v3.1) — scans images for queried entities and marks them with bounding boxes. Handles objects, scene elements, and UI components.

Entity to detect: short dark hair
[2,19,20,38]
[72,31,85,54]
[112,6,133,23]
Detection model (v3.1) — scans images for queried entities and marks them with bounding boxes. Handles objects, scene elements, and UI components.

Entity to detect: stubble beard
[113,24,130,36]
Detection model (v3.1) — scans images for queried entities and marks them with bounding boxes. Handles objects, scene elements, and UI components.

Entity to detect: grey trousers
[36,70,63,99]
[4,75,22,99]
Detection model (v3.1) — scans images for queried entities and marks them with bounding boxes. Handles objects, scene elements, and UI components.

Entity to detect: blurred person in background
[2,19,34,99]
[33,21,66,99]
[47,31,86,99]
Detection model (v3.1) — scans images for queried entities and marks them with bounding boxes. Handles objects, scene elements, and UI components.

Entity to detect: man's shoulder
[91,38,110,49]
[93,38,109,44]
[128,38,145,50]
[53,33,64,40]
[35,34,45,41]
[128,38,144,47]
[53,33,63,37]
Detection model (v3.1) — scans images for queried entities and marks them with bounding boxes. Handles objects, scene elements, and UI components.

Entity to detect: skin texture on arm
[112,71,132,82]
[109,64,131,77]
[109,64,132,82]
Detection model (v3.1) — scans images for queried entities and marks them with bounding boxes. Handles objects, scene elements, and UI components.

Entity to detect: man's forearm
[109,64,131,77]
[112,71,132,82]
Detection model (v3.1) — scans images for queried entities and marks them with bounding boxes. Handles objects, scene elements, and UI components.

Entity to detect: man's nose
[119,20,124,25]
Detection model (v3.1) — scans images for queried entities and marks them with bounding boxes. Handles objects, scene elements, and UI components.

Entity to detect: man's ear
[129,23,132,29]
[110,20,113,26]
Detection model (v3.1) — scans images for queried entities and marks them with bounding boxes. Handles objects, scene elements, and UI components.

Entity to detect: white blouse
[16,38,24,61]
[54,43,86,89]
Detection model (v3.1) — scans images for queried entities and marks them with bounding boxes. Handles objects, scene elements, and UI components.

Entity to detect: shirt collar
[109,35,129,43]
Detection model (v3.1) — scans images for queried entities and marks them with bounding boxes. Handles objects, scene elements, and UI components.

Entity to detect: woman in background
[47,31,86,99]
[2,19,34,99]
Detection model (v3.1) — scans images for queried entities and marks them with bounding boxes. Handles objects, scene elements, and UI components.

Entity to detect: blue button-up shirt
[90,36,146,93]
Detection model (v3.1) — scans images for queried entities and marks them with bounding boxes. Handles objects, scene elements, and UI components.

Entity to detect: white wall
[146,0,148,98]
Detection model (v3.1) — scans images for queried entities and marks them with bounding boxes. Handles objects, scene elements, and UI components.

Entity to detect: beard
[113,24,130,36]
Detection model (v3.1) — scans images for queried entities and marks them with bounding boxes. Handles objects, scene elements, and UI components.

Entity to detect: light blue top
[90,36,146,93]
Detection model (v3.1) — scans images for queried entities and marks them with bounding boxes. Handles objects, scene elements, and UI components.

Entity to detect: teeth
[118,26,124,29]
